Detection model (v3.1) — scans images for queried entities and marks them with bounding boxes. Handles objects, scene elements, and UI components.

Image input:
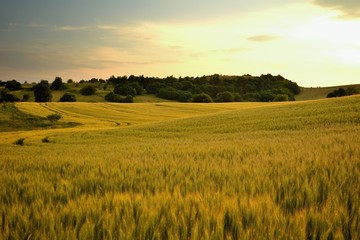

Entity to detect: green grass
[0,103,78,132]
[7,85,173,103]
[0,96,359,239]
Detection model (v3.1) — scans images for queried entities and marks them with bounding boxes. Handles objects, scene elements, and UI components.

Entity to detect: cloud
[56,25,91,31]
[312,0,360,18]
[247,35,279,42]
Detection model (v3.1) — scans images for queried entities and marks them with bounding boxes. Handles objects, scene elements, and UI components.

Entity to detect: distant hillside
[295,84,360,101]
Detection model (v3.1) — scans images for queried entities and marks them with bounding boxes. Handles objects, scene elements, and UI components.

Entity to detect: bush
[59,93,76,102]
[42,137,51,143]
[22,94,30,102]
[46,113,62,122]
[105,92,134,103]
[80,85,97,96]
[14,138,25,146]
[191,93,213,103]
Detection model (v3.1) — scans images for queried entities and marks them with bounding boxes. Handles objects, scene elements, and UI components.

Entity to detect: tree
[192,93,213,103]
[33,80,52,102]
[5,80,22,91]
[59,93,76,102]
[130,82,145,95]
[50,77,66,90]
[0,89,20,102]
[80,85,97,96]
[114,84,137,96]
[273,94,289,101]
[327,87,357,98]
[215,91,234,102]
[104,92,134,103]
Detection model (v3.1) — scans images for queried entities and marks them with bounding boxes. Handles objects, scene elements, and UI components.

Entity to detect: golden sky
[0,0,359,87]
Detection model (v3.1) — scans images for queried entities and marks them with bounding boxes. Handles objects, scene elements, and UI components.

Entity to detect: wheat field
[1,96,359,239]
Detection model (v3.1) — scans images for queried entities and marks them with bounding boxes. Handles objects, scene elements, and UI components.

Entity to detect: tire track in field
[39,103,124,127]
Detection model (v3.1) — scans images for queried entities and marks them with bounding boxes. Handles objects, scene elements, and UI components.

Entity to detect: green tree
[215,91,234,102]
[5,80,22,91]
[273,94,289,101]
[192,93,213,103]
[59,93,76,102]
[33,80,52,102]
[80,85,97,96]
[50,77,66,90]
[114,84,137,96]
[0,89,20,102]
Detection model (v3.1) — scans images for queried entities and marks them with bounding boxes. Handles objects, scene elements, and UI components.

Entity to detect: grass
[0,96,359,239]
[5,84,173,103]
[0,103,78,132]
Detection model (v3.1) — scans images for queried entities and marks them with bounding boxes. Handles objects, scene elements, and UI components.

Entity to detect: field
[0,96,359,239]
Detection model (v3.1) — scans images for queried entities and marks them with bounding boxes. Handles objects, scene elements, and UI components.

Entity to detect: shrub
[59,93,76,102]
[14,138,25,146]
[22,94,30,102]
[42,137,51,143]
[80,85,97,96]
[46,113,62,122]
[191,93,213,103]
[105,92,134,103]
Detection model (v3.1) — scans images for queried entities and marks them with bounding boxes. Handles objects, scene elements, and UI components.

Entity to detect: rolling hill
[295,84,360,101]
[0,96,359,239]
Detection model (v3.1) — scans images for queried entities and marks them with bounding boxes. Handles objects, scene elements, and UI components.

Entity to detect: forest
[0,74,300,103]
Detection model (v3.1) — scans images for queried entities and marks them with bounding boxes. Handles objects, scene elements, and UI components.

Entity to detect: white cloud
[312,0,360,18]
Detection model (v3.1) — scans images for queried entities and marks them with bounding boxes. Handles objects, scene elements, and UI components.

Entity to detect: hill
[295,84,360,101]
[0,96,359,239]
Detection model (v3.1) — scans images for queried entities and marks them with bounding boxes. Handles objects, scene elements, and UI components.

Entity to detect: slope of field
[0,96,359,239]
[295,84,360,101]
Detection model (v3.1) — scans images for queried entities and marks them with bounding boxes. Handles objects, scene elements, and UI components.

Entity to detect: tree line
[326,87,358,98]
[1,74,301,103]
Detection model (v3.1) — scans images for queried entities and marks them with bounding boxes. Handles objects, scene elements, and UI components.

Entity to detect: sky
[0,0,359,87]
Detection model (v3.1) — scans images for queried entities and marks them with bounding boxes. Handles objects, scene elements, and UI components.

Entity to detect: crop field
[0,96,359,239]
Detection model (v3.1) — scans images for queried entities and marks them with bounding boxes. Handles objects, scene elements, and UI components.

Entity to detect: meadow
[0,96,359,239]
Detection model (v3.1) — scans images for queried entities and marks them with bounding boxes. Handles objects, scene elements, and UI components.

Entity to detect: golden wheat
[0,96,359,239]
